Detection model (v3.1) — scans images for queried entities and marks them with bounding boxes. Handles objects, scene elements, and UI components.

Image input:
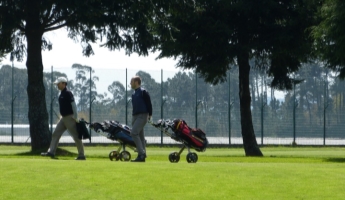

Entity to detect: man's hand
[148,116,152,123]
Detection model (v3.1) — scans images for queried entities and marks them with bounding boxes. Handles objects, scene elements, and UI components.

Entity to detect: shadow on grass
[323,157,345,163]
[15,148,77,159]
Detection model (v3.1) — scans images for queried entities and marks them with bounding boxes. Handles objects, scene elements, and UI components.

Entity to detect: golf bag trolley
[151,119,208,163]
[89,120,136,161]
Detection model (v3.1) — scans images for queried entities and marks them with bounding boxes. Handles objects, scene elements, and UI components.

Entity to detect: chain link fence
[1,63,345,145]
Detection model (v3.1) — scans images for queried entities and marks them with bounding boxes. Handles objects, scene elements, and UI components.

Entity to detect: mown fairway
[0,145,344,200]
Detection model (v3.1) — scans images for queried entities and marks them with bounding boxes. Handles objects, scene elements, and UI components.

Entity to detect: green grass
[0,145,345,199]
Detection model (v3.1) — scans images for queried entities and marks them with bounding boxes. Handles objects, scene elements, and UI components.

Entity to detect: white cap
[53,77,68,85]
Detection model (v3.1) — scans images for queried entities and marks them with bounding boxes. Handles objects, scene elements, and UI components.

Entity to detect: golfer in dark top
[41,77,85,160]
[130,76,152,162]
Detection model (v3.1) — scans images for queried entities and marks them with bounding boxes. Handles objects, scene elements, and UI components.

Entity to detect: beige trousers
[48,115,84,156]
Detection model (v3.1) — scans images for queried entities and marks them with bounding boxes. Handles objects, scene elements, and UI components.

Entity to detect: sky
[1,28,286,99]
[2,28,180,72]
[1,28,184,95]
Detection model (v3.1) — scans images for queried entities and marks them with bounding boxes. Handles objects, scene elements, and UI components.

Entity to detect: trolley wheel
[186,152,198,163]
[109,151,120,161]
[119,151,131,162]
[168,152,180,163]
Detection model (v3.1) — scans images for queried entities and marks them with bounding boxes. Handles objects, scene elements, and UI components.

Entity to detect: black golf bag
[90,120,135,161]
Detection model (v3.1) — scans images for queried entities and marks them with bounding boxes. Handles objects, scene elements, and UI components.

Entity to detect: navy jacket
[132,87,152,116]
[59,87,75,116]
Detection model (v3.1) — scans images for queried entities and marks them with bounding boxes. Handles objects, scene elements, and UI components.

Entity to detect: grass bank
[0,146,344,199]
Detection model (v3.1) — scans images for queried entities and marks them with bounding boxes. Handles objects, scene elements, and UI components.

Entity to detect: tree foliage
[153,0,319,156]
[312,0,345,78]
[108,81,125,105]
[71,64,101,111]
[0,0,157,59]
[0,0,158,150]
[155,0,318,87]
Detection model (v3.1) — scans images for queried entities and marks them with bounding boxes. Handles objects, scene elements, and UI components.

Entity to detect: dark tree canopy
[0,0,157,59]
[0,0,158,150]
[0,0,323,155]
[155,0,318,88]
[154,0,319,156]
[312,0,345,78]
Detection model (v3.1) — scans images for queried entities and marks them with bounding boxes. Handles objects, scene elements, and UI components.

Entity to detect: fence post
[89,67,92,143]
[11,62,15,143]
[50,66,53,135]
[261,74,265,145]
[293,80,296,144]
[125,68,128,125]
[323,70,328,145]
[195,72,198,128]
[160,69,163,146]
[228,70,232,145]
[291,77,304,145]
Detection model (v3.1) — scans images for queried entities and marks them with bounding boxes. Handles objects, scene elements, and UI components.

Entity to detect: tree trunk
[237,52,263,156]
[25,2,51,151]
